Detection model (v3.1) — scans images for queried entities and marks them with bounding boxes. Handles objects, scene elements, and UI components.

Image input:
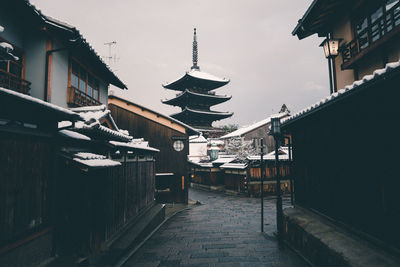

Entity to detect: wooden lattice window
[70,59,100,101]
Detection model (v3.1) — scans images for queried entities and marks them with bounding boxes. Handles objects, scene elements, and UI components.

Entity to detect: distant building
[162,28,233,137]
[108,94,199,203]
[220,105,290,154]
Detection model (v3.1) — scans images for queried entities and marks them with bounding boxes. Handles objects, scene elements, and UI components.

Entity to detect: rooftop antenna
[104,41,116,66]
[191,28,200,70]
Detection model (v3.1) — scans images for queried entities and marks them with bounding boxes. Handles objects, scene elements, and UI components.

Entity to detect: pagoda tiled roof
[171,107,233,121]
[162,89,231,107]
[163,69,229,91]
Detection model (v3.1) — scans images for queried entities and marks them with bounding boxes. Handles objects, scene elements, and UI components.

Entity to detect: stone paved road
[123,188,308,267]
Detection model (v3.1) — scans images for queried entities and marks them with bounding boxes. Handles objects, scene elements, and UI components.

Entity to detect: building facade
[0,0,126,108]
[108,94,199,203]
[284,0,400,264]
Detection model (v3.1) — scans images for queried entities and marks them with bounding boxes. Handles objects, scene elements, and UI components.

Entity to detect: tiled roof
[282,60,400,126]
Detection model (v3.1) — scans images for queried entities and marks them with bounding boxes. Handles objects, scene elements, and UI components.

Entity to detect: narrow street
[123,188,308,266]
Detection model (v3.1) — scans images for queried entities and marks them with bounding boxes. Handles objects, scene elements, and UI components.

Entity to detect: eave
[163,70,229,91]
[171,107,233,121]
[162,89,231,107]
[292,0,350,39]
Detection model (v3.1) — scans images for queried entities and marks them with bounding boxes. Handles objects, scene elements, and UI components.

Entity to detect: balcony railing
[0,69,31,95]
[341,2,400,69]
[67,86,101,107]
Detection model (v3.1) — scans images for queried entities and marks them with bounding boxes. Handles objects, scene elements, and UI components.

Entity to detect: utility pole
[260,138,264,232]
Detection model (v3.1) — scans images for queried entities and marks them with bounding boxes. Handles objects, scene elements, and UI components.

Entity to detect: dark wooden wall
[109,104,189,203]
[56,157,155,254]
[285,69,400,249]
[0,133,54,248]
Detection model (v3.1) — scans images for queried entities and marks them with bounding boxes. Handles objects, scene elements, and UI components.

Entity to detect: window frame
[351,0,400,51]
[68,57,101,101]
[0,37,25,79]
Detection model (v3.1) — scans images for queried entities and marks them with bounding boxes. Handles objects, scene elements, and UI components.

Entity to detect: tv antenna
[104,41,117,66]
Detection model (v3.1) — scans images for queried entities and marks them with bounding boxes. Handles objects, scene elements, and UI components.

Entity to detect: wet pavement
[123,188,308,266]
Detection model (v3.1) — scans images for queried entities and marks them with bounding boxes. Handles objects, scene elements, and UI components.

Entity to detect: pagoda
[162,28,233,135]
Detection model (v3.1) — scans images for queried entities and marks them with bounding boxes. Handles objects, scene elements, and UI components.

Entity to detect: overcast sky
[31,0,328,127]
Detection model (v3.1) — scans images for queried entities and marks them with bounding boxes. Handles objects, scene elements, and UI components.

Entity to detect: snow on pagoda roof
[220,112,289,139]
[188,69,229,82]
[171,107,233,117]
[162,69,229,90]
[282,60,400,126]
[163,89,231,102]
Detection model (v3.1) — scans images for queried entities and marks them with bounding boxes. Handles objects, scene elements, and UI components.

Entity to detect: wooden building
[189,147,292,197]
[247,147,292,197]
[56,105,159,257]
[220,105,290,154]
[284,0,400,262]
[162,28,232,137]
[108,95,199,203]
[0,0,126,108]
[0,88,80,266]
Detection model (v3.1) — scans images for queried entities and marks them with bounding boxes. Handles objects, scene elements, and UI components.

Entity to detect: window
[70,59,100,100]
[0,40,30,94]
[354,0,400,51]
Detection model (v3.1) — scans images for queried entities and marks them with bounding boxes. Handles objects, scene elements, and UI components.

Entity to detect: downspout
[44,47,68,102]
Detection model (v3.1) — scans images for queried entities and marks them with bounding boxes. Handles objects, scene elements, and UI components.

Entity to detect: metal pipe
[44,47,68,102]
[260,138,264,232]
[274,136,283,245]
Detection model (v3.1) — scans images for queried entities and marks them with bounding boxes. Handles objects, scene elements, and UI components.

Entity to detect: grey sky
[31,0,328,127]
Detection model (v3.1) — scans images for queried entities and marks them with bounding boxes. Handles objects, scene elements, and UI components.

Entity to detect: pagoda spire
[191,28,200,70]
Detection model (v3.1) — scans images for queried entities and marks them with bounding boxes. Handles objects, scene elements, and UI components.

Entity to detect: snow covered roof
[16,0,126,89]
[164,69,229,86]
[190,161,214,168]
[59,129,91,141]
[109,140,159,153]
[282,60,400,126]
[189,70,229,82]
[171,107,233,117]
[220,162,248,170]
[209,139,225,146]
[163,69,230,91]
[162,89,231,106]
[72,152,121,169]
[220,112,289,139]
[189,135,208,143]
[212,156,235,164]
[0,87,81,123]
[60,105,132,142]
[248,147,291,161]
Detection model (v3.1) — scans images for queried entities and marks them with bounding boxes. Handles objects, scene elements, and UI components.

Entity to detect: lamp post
[320,36,341,94]
[270,117,283,244]
[260,138,264,232]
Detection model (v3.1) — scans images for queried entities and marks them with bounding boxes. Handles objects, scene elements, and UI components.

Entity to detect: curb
[114,204,198,267]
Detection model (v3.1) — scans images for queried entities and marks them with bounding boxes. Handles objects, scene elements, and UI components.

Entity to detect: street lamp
[270,117,283,245]
[320,36,341,94]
